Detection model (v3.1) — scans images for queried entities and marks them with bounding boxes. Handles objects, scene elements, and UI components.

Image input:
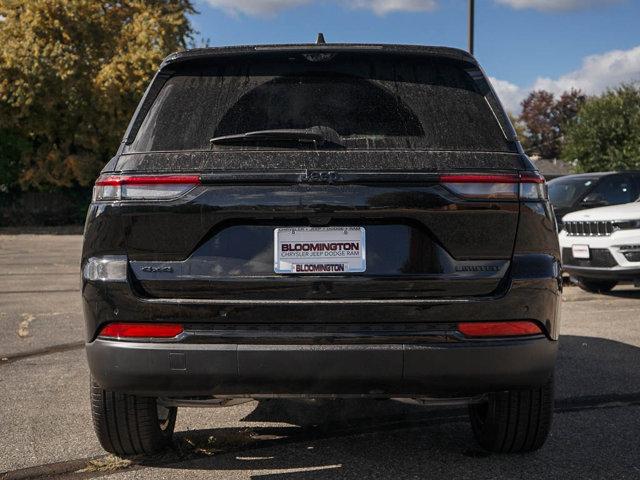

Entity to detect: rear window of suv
[128,54,512,153]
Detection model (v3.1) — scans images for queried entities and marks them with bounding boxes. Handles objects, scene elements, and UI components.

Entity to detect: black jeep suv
[83,44,561,456]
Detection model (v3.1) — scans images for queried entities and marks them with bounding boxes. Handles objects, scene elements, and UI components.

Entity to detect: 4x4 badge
[141,265,173,273]
[302,171,339,184]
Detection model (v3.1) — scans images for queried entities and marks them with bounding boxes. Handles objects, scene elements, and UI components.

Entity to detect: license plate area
[572,244,590,259]
[274,227,366,274]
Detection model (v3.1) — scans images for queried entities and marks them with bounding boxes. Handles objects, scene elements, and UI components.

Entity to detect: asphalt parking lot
[1,234,639,479]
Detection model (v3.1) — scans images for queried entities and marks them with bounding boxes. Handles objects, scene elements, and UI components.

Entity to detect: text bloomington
[281,242,360,252]
[295,264,346,272]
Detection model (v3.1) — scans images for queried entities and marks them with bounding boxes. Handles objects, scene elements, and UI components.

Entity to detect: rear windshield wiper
[210,126,345,149]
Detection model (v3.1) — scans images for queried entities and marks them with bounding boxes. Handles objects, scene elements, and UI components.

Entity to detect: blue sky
[190,0,640,112]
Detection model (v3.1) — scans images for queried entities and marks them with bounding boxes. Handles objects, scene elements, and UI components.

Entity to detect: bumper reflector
[99,323,184,339]
[457,321,542,338]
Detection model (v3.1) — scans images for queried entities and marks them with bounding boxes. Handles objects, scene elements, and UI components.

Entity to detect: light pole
[468,0,475,55]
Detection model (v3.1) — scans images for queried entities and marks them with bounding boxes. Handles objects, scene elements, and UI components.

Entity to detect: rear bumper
[87,336,557,397]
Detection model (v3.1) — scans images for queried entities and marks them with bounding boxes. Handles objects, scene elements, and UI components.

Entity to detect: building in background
[530,156,573,180]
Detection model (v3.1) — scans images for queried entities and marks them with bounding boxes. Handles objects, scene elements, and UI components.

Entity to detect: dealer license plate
[274,227,366,274]
[572,244,590,259]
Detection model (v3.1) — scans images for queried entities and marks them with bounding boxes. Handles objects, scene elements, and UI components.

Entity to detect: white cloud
[533,45,640,94]
[349,0,438,15]
[495,0,622,12]
[490,77,527,114]
[491,45,640,113]
[203,0,311,17]
[204,0,438,16]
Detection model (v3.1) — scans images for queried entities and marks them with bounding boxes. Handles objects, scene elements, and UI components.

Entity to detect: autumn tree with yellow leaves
[0,0,195,190]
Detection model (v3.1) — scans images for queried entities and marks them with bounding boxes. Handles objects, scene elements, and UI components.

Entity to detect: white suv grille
[564,220,614,236]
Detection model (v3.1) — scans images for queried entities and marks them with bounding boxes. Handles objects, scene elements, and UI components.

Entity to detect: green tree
[562,85,640,172]
[519,89,586,159]
[0,0,195,189]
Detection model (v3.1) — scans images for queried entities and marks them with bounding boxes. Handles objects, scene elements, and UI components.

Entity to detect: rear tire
[469,378,553,453]
[575,277,617,293]
[90,379,177,456]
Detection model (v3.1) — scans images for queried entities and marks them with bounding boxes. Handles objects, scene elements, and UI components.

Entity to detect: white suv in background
[560,201,640,292]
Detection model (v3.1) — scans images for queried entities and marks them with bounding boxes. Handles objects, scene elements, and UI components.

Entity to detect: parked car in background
[548,172,640,229]
[560,201,640,292]
[82,43,561,456]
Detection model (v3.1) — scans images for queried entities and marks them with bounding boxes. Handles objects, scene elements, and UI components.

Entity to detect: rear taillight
[439,172,547,201]
[518,171,547,201]
[98,323,184,339]
[457,321,543,338]
[93,174,201,201]
[83,256,127,282]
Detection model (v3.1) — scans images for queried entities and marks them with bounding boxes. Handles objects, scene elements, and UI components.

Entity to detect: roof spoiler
[159,44,478,70]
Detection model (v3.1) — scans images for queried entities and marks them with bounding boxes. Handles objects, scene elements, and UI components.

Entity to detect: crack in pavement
[1,273,78,276]
[1,393,639,480]
[0,289,78,295]
[0,342,85,365]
